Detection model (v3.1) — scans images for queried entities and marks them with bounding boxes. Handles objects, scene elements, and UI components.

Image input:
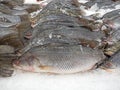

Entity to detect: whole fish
[13,45,105,73]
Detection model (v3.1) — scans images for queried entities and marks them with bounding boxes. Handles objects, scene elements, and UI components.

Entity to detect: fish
[0,0,24,6]
[0,27,17,38]
[102,9,120,30]
[0,4,12,14]
[103,27,120,45]
[0,12,21,24]
[36,13,80,25]
[110,29,120,44]
[13,45,105,74]
[0,22,18,28]
[0,0,18,9]
[11,9,28,16]
[77,17,103,31]
[103,50,120,69]
[0,27,24,50]
[27,0,105,49]
[109,50,120,68]
[40,26,104,40]
[33,0,84,23]
[0,45,15,54]
[0,60,14,77]
[104,41,120,56]
[84,0,119,9]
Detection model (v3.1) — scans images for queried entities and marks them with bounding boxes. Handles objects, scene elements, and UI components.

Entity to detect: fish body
[0,45,14,54]
[13,45,105,73]
[0,4,12,14]
[0,27,24,50]
[31,25,104,48]
[108,50,120,68]
[0,59,14,77]
[84,0,119,9]
[0,12,21,24]
[104,41,120,56]
[103,9,120,30]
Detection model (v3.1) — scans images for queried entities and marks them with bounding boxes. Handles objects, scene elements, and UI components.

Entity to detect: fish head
[13,52,40,72]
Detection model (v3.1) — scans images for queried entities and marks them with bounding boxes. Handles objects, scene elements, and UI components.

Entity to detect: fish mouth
[12,59,22,69]
[13,60,35,72]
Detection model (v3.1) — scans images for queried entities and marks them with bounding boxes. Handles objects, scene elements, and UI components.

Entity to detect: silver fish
[13,45,105,74]
[0,12,21,24]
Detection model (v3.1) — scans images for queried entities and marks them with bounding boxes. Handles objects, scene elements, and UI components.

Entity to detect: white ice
[0,69,120,90]
[24,0,52,5]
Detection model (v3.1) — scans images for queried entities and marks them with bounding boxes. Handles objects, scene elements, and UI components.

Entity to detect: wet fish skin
[12,0,24,5]
[101,9,120,45]
[23,0,106,53]
[84,0,119,9]
[104,41,120,56]
[26,25,104,50]
[0,12,21,24]
[0,34,24,50]
[0,27,24,50]
[110,29,120,43]
[77,17,103,31]
[0,0,18,9]
[102,9,120,30]
[11,9,28,16]
[34,11,81,29]
[1,0,24,6]
[103,29,120,46]
[35,0,83,23]
[108,50,120,68]
[36,13,80,25]
[0,45,15,54]
[0,22,18,28]
[23,5,40,13]
[36,26,104,43]
[0,59,14,77]
[13,45,105,73]
[0,27,17,38]
[0,67,14,77]
[102,9,120,19]
[0,4,12,14]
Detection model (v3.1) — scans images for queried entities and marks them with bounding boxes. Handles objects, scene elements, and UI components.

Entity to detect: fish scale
[13,45,105,73]
[13,0,107,74]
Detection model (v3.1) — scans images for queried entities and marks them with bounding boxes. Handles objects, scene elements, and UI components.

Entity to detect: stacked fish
[0,0,120,77]
[0,0,42,77]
